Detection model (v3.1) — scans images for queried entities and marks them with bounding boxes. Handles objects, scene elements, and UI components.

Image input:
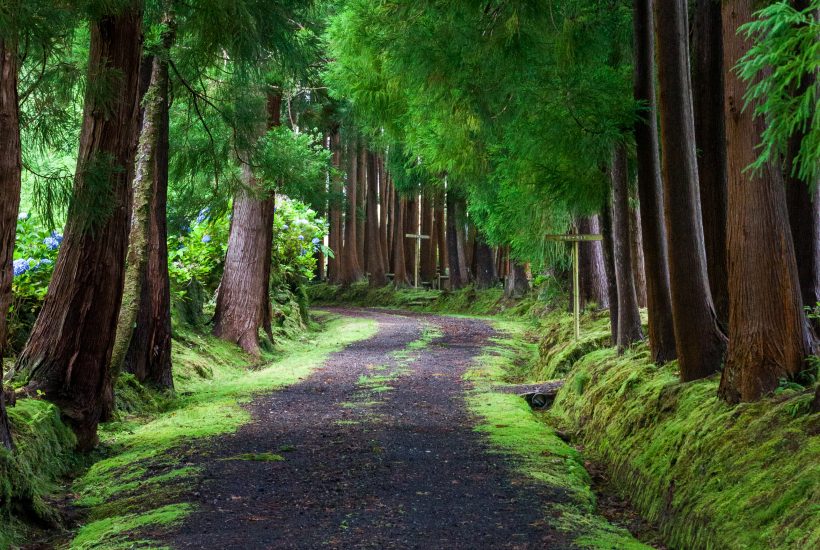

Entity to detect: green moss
[225,452,284,462]
[548,320,820,549]
[465,323,649,549]
[70,503,191,550]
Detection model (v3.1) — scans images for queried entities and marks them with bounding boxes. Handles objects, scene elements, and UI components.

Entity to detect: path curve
[160,308,574,549]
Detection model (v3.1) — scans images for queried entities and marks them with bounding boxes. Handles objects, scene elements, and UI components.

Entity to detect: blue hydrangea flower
[312,237,321,245]
[13,259,29,276]
[17,212,29,221]
[282,224,289,231]
[298,235,304,241]
[37,259,53,268]
[50,231,63,244]
[43,236,61,250]
[195,208,210,224]
[201,235,212,243]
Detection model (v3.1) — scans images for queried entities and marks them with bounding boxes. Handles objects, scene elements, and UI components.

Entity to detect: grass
[464,320,650,549]
[65,312,378,549]
[224,452,285,462]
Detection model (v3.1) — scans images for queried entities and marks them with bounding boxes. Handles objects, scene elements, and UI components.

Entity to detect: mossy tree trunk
[600,197,619,346]
[718,0,812,403]
[633,0,676,363]
[112,10,175,392]
[610,144,644,351]
[212,92,281,355]
[13,6,143,451]
[654,0,726,381]
[474,235,496,290]
[0,37,22,450]
[578,216,608,309]
[504,261,529,299]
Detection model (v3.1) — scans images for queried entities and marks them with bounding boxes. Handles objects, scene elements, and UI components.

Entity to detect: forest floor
[67,308,652,549]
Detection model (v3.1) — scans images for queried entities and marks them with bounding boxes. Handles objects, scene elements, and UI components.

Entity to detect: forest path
[158,308,575,549]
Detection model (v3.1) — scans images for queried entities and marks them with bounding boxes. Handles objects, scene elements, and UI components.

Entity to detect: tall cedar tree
[0,37,21,449]
[340,139,362,284]
[692,0,729,325]
[391,192,410,287]
[420,195,435,283]
[356,146,366,273]
[446,191,466,289]
[629,205,647,308]
[600,198,619,345]
[365,150,387,286]
[474,235,496,290]
[633,0,676,362]
[212,92,281,355]
[435,200,448,278]
[14,6,143,450]
[718,0,812,402]
[327,129,343,283]
[378,156,390,274]
[112,11,175,389]
[610,145,643,350]
[654,0,726,380]
[505,261,529,299]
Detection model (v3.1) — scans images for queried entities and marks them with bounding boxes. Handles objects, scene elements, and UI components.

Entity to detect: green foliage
[738,1,820,184]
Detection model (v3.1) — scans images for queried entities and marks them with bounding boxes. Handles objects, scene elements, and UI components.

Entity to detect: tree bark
[112,13,175,392]
[404,193,418,282]
[366,151,387,287]
[378,155,390,274]
[692,0,729,326]
[610,145,644,351]
[391,194,410,287]
[327,129,343,284]
[654,0,726,381]
[340,139,362,285]
[212,92,281,355]
[420,194,435,284]
[0,37,22,450]
[718,0,812,403]
[577,216,608,309]
[357,145,366,274]
[629,203,648,309]
[446,191,466,289]
[633,0,677,363]
[474,234,496,290]
[14,8,143,451]
[435,198,448,278]
[600,197,619,346]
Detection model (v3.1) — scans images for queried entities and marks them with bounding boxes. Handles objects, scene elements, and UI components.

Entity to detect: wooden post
[545,233,603,340]
[405,233,430,288]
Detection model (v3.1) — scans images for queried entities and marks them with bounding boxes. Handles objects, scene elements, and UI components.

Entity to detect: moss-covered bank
[541,317,819,549]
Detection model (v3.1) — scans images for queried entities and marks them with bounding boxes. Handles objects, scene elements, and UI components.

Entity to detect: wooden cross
[545,233,603,340]
[405,233,430,288]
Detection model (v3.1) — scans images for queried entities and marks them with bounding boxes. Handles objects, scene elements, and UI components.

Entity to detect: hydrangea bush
[7,213,62,351]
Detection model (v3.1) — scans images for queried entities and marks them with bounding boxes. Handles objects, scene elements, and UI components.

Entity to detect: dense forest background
[0,0,818,547]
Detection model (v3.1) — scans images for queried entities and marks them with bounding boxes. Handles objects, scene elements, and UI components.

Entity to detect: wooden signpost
[405,233,430,288]
[544,233,603,340]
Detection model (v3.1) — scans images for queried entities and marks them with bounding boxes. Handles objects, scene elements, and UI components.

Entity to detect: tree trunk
[504,261,529,299]
[111,13,175,392]
[435,199,448,278]
[629,203,648,309]
[366,151,387,287]
[212,92,281,355]
[446,191,466,289]
[327,130,343,284]
[356,145,366,274]
[14,9,143,451]
[654,0,726,381]
[692,0,729,326]
[786,0,820,313]
[455,199,470,284]
[404,194,418,283]
[718,0,812,403]
[0,37,22,450]
[610,145,644,351]
[577,216,608,309]
[378,156,390,274]
[474,234,496,290]
[600,197,619,346]
[633,0,677,363]
[391,194,410,287]
[420,195,435,284]
[340,139,362,285]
